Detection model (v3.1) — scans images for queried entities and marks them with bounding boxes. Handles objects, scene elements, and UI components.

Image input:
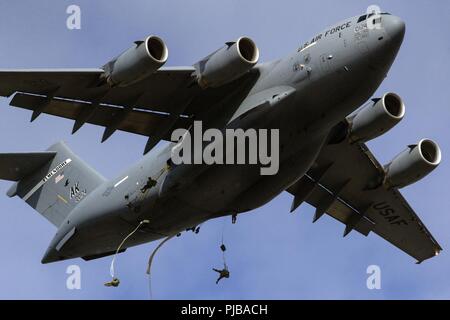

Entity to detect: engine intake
[195,36,259,88]
[384,139,441,189]
[104,35,168,87]
[347,92,405,143]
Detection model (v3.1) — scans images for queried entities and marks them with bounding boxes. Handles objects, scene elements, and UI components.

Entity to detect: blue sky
[0,0,449,299]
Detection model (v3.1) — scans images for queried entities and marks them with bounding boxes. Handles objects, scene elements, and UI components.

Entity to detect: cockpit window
[357,15,367,23]
[358,12,391,23]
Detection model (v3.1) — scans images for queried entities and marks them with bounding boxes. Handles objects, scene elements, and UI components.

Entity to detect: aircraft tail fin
[2,141,106,227]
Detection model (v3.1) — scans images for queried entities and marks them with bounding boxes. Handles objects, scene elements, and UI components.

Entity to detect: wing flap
[289,175,375,236]
[10,93,191,139]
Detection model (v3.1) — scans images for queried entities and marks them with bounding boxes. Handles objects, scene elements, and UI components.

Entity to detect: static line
[108,220,150,282]
[146,234,176,299]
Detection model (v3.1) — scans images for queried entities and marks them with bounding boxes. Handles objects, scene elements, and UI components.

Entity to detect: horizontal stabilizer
[0,152,56,181]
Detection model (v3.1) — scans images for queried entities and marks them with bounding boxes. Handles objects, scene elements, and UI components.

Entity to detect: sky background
[0,0,449,299]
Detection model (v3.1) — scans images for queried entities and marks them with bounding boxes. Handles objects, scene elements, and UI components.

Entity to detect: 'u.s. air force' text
[298,21,352,51]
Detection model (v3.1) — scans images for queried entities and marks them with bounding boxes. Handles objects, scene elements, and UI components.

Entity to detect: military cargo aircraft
[0,12,442,265]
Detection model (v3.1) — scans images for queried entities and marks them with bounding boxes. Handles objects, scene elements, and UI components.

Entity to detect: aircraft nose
[383,15,406,44]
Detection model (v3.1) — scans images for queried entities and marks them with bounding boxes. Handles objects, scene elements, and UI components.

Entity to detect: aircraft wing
[0,67,198,111]
[0,68,258,151]
[287,139,442,263]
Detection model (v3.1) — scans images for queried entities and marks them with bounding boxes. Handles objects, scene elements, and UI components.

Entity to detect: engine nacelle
[384,139,441,189]
[347,92,405,143]
[194,36,259,89]
[103,35,168,87]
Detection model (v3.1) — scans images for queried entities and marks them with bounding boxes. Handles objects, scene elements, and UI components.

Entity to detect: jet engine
[384,139,441,189]
[103,35,168,87]
[347,92,405,143]
[194,36,259,88]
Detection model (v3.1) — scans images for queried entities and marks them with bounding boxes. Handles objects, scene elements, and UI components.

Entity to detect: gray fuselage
[43,13,406,262]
